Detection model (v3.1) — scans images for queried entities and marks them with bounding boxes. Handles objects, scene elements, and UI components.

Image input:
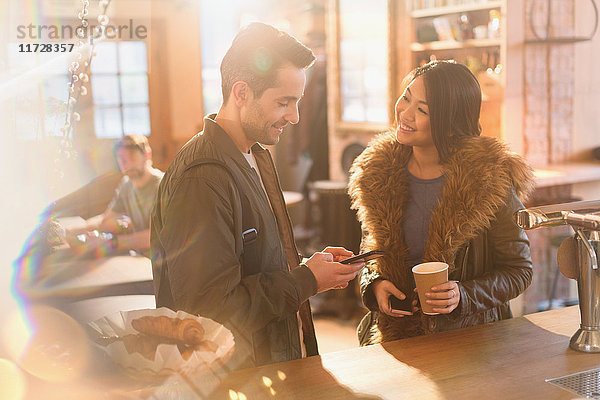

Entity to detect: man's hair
[115,134,151,155]
[407,60,482,162]
[220,22,315,103]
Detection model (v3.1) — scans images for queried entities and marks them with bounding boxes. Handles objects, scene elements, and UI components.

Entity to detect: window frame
[326,0,398,135]
[90,39,151,139]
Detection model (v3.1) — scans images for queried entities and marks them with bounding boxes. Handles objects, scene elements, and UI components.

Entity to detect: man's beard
[242,120,279,146]
[124,167,145,181]
[241,103,281,146]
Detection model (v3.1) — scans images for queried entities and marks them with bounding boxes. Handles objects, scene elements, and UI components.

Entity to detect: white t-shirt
[243,152,270,208]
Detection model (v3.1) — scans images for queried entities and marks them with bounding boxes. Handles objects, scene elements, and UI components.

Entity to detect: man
[66,134,163,255]
[151,23,364,370]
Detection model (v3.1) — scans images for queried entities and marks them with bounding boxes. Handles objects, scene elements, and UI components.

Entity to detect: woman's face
[395,76,435,150]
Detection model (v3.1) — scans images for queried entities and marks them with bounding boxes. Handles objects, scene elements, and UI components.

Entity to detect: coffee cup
[412,262,449,315]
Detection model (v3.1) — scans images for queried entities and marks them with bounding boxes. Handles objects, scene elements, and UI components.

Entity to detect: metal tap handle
[515,199,600,230]
[565,213,600,231]
[514,208,567,230]
[576,229,599,270]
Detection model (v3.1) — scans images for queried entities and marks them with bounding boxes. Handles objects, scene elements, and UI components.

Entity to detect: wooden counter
[24,306,600,399]
[202,306,598,399]
[534,162,600,188]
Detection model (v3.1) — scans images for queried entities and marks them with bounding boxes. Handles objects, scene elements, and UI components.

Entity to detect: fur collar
[348,132,533,341]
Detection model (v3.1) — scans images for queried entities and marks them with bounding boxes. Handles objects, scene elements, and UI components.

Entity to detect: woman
[348,60,534,345]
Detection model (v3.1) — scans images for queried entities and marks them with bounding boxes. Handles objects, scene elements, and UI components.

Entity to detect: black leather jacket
[359,191,532,344]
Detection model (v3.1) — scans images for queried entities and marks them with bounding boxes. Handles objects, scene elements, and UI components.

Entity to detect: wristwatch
[110,234,119,251]
[101,232,119,252]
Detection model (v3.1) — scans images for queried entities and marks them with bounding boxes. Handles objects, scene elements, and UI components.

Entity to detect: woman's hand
[373,280,414,318]
[424,281,460,314]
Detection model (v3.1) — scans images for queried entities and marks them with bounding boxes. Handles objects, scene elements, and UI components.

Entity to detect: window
[338,0,389,124]
[7,43,70,140]
[91,41,150,138]
[198,0,296,115]
[199,0,239,114]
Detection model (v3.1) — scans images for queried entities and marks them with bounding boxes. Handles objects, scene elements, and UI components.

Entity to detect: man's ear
[232,81,250,106]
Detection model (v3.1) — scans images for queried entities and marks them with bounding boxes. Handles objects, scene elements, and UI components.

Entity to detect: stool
[308,181,363,319]
[308,180,361,253]
[546,233,573,310]
[539,197,582,311]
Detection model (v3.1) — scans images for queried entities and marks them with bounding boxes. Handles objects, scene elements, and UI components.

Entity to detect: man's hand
[99,214,132,235]
[321,246,354,262]
[304,249,364,293]
[65,230,117,257]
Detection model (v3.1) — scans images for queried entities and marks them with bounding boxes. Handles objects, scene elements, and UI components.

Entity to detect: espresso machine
[515,200,600,353]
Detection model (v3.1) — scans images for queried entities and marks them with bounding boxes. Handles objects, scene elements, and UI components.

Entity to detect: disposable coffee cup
[412,262,449,315]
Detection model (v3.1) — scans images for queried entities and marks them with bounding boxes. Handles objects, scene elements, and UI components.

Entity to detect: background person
[66,134,163,255]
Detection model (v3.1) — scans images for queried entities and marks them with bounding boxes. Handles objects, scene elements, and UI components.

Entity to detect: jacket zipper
[460,243,470,282]
[265,152,302,265]
[264,151,314,356]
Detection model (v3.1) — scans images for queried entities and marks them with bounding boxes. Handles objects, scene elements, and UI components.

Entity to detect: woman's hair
[407,60,482,161]
[220,22,315,103]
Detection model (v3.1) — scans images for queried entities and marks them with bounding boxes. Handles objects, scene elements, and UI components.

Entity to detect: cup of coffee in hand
[412,262,449,315]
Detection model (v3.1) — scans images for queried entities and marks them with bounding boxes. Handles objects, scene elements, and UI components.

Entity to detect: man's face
[240,63,306,146]
[116,147,148,181]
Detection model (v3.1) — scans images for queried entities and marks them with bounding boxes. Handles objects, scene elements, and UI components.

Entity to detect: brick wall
[522,0,577,312]
[523,0,575,166]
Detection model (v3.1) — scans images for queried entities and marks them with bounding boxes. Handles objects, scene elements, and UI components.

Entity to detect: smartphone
[339,250,385,264]
[390,295,413,312]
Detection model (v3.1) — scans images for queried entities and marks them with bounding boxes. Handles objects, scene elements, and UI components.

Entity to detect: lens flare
[262,375,272,387]
[1,309,31,364]
[0,359,26,400]
[252,47,273,75]
[10,306,90,383]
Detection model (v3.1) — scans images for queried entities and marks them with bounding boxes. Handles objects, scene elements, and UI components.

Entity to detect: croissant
[178,340,219,360]
[131,316,205,345]
[195,340,219,353]
[98,333,219,361]
[120,333,176,361]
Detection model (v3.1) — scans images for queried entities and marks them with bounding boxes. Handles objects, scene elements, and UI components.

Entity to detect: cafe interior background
[0,0,599,397]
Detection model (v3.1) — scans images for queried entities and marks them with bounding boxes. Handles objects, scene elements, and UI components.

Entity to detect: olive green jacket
[151,115,318,369]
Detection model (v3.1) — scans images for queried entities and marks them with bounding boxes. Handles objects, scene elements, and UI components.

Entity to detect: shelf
[410,38,501,51]
[411,1,503,18]
[524,37,594,44]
